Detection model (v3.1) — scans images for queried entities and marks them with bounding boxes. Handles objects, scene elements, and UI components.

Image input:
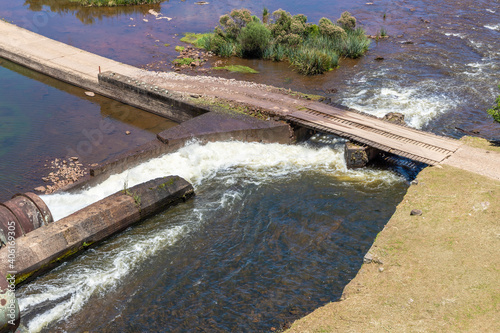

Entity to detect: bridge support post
[344,142,380,169]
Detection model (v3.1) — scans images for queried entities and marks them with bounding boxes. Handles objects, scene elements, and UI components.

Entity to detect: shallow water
[1,0,497,138]
[0,59,176,202]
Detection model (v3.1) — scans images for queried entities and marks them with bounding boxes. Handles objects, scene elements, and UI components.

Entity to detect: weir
[0,20,464,166]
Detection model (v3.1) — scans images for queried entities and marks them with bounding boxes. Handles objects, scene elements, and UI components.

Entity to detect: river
[0,0,498,332]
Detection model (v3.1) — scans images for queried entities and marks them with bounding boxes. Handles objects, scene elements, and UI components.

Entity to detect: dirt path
[287,137,500,333]
[137,70,318,117]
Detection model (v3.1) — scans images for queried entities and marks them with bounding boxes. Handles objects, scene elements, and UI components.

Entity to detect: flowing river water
[0,0,498,331]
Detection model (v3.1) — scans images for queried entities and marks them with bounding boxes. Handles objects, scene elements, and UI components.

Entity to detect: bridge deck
[286,103,462,165]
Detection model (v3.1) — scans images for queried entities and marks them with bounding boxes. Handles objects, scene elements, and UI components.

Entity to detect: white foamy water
[342,84,456,129]
[444,32,466,39]
[19,140,403,332]
[42,141,402,221]
[18,225,188,333]
[485,24,500,31]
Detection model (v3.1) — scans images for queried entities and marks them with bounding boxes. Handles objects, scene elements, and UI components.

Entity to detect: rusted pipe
[0,193,54,239]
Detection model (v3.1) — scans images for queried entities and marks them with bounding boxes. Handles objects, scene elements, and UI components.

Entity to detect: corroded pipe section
[15,193,53,227]
[0,193,53,241]
[0,176,194,286]
[0,208,22,241]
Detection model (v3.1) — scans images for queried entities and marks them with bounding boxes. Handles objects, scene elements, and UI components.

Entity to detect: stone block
[344,142,380,169]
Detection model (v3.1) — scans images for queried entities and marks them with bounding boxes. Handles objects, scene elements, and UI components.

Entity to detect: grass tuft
[192,8,370,75]
[213,65,259,74]
[180,33,212,48]
[172,57,195,66]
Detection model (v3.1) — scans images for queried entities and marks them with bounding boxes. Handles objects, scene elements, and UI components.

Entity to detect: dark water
[17,140,408,332]
[0,0,497,331]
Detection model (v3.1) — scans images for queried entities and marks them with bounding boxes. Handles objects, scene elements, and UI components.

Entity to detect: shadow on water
[24,0,163,24]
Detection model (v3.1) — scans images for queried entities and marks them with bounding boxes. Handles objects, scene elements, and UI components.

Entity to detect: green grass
[172,58,195,66]
[69,0,163,6]
[180,33,212,47]
[175,46,185,52]
[487,85,500,123]
[192,8,370,75]
[213,65,259,74]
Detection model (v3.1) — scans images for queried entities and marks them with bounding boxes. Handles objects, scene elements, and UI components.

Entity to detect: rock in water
[34,186,46,193]
[382,112,406,125]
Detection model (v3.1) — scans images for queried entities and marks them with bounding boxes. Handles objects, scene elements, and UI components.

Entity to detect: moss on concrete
[459,136,500,153]
[189,95,269,120]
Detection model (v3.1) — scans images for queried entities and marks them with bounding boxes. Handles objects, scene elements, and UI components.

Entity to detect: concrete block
[344,141,380,169]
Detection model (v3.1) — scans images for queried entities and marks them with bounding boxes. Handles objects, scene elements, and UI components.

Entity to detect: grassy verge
[187,8,370,75]
[69,0,163,6]
[287,139,500,332]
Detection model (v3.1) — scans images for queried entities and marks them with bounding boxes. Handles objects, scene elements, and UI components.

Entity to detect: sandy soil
[286,137,500,333]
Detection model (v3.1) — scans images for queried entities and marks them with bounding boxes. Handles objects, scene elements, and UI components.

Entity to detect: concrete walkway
[0,20,140,93]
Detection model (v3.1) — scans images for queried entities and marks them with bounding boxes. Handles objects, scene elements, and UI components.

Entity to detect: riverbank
[287,136,500,332]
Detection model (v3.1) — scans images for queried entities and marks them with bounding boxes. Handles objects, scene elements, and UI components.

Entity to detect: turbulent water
[0,0,498,331]
[19,140,407,332]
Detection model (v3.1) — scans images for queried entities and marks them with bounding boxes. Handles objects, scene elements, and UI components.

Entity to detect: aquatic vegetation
[290,47,338,75]
[337,11,357,30]
[193,8,370,75]
[212,65,259,74]
[180,32,212,48]
[238,21,271,57]
[487,85,500,123]
[69,0,163,6]
[172,57,195,66]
